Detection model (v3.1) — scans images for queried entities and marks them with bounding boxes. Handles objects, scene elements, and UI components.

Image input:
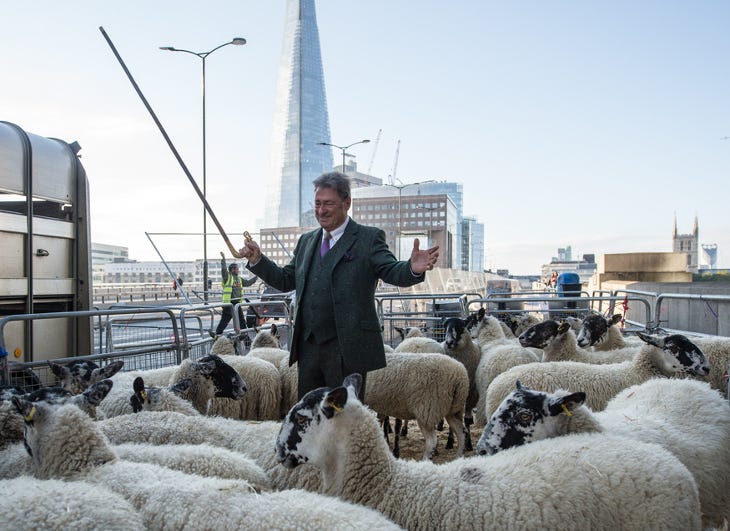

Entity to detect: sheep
[484,332,711,419]
[1,379,114,449]
[1,477,144,530]
[441,317,481,437]
[8,366,42,392]
[250,323,281,349]
[478,378,730,529]
[112,442,272,490]
[275,373,702,530]
[467,311,542,428]
[49,359,124,395]
[472,341,540,428]
[364,351,469,460]
[0,443,31,478]
[12,397,402,530]
[518,319,636,364]
[686,336,730,397]
[394,335,444,354]
[98,411,322,493]
[576,312,642,351]
[128,376,199,415]
[100,354,246,418]
[502,311,542,337]
[209,355,281,420]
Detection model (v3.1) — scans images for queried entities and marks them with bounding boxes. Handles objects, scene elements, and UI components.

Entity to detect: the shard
[264,0,333,229]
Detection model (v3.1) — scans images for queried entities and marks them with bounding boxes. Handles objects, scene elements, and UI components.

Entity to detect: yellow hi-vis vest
[221,274,243,303]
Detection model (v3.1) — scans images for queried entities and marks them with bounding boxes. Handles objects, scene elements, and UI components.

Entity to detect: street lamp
[317,139,370,173]
[382,180,435,259]
[160,37,247,301]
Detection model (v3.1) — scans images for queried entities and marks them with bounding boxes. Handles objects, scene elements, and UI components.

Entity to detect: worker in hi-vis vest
[213,252,258,337]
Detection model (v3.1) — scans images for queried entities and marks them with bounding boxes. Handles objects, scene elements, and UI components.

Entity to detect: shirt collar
[325,216,349,246]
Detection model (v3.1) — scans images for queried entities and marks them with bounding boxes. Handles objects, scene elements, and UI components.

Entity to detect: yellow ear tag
[140,390,148,401]
[560,403,573,417]
[25,405,37,422]
[330,403,344,413]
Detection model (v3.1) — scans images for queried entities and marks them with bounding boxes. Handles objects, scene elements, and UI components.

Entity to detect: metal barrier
[0,307,182,389]
[375,293,469,345]
[465,294,654,333]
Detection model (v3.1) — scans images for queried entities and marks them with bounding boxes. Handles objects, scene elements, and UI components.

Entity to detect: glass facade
[462,216,485,272]
[265,0,333,229]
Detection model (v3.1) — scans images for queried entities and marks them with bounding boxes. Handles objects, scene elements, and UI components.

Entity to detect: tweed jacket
[248,219,424,373]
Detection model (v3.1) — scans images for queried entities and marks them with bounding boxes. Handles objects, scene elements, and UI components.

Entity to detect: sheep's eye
[516,411,532,424]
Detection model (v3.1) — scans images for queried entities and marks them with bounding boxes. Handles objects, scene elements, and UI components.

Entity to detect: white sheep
[0,443,31,478]
[98,410,322,493]
[12,398,402,530]
[394,335,444,354]
[468,311,542,428]
[518,319,636,364]
[48,359,124,395]
[484,332,711,418]
[275,374,702,530]
[250,323,282,349]
[441,316,483,450]
[128,376,199,415]
[472,341,540,428]
[688,336,730,397]
[112,442,272,490]
[209,355,281,420]
[478,378,730,529]
[576,313,643,351]
[100,354,246,418]
[364,351,469,459]
[503,311,542,337]
[1,477,144,530]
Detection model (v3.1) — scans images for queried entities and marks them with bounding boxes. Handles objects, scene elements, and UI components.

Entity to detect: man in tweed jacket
[240,171,439,399]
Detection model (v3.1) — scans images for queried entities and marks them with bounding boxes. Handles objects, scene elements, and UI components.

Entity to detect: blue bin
[556,272,581,298]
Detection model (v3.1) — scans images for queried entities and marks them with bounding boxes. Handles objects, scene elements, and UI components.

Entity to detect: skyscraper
[264,0,333,229]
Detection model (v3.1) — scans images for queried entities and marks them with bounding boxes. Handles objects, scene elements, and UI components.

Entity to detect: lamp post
[317,139,370,173]
[383,180,435,259]
[160,37,247,301]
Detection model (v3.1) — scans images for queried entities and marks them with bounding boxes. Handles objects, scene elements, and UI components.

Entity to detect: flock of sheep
[1,310,729,530]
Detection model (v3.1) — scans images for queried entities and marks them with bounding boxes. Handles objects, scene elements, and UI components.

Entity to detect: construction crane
[366,129,382,175]
[387,139,401,185]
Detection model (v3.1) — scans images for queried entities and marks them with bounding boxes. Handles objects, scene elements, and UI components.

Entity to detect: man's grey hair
[313,171,351,201]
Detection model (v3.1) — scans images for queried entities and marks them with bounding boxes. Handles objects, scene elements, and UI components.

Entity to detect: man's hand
[409,238,439,274]
[239,238,262,265]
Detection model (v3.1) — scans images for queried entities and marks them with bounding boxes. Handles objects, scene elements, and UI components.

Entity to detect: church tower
[673,215,699,273]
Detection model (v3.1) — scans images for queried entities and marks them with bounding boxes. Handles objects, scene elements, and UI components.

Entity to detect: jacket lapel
[327,219,358,271]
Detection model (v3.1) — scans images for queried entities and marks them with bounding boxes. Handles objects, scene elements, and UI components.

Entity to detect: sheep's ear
[93,360,124,382]
[515,380,525,391]
[169,378,193,395]
[557,321,571,335]
[11,396,35,421]
[637,331,661,347]
[477,307,485,319]
[82,379,113,406]
[548,392,586,417]
[270,323,278,336]
[133,377,145,394]
[48,361,67,379]
[609,314,623,326]
[130,394,143,413]
[195,359,217,376]
[343,373,362,397]
[321,386,348,418]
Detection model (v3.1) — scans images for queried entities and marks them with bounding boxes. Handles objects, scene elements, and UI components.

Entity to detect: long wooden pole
[99,26,245,258]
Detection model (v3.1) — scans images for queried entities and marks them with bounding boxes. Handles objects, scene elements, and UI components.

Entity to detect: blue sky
[3,1,729,275]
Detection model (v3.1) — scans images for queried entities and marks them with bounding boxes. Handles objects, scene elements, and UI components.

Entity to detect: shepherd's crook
[99,26,245,258]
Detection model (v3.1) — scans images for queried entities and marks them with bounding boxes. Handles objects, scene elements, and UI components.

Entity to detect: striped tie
[320,231,331,257]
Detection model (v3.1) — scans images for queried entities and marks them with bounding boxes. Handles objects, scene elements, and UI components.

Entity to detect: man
[239,171,439,399]
[213,253,258,337]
